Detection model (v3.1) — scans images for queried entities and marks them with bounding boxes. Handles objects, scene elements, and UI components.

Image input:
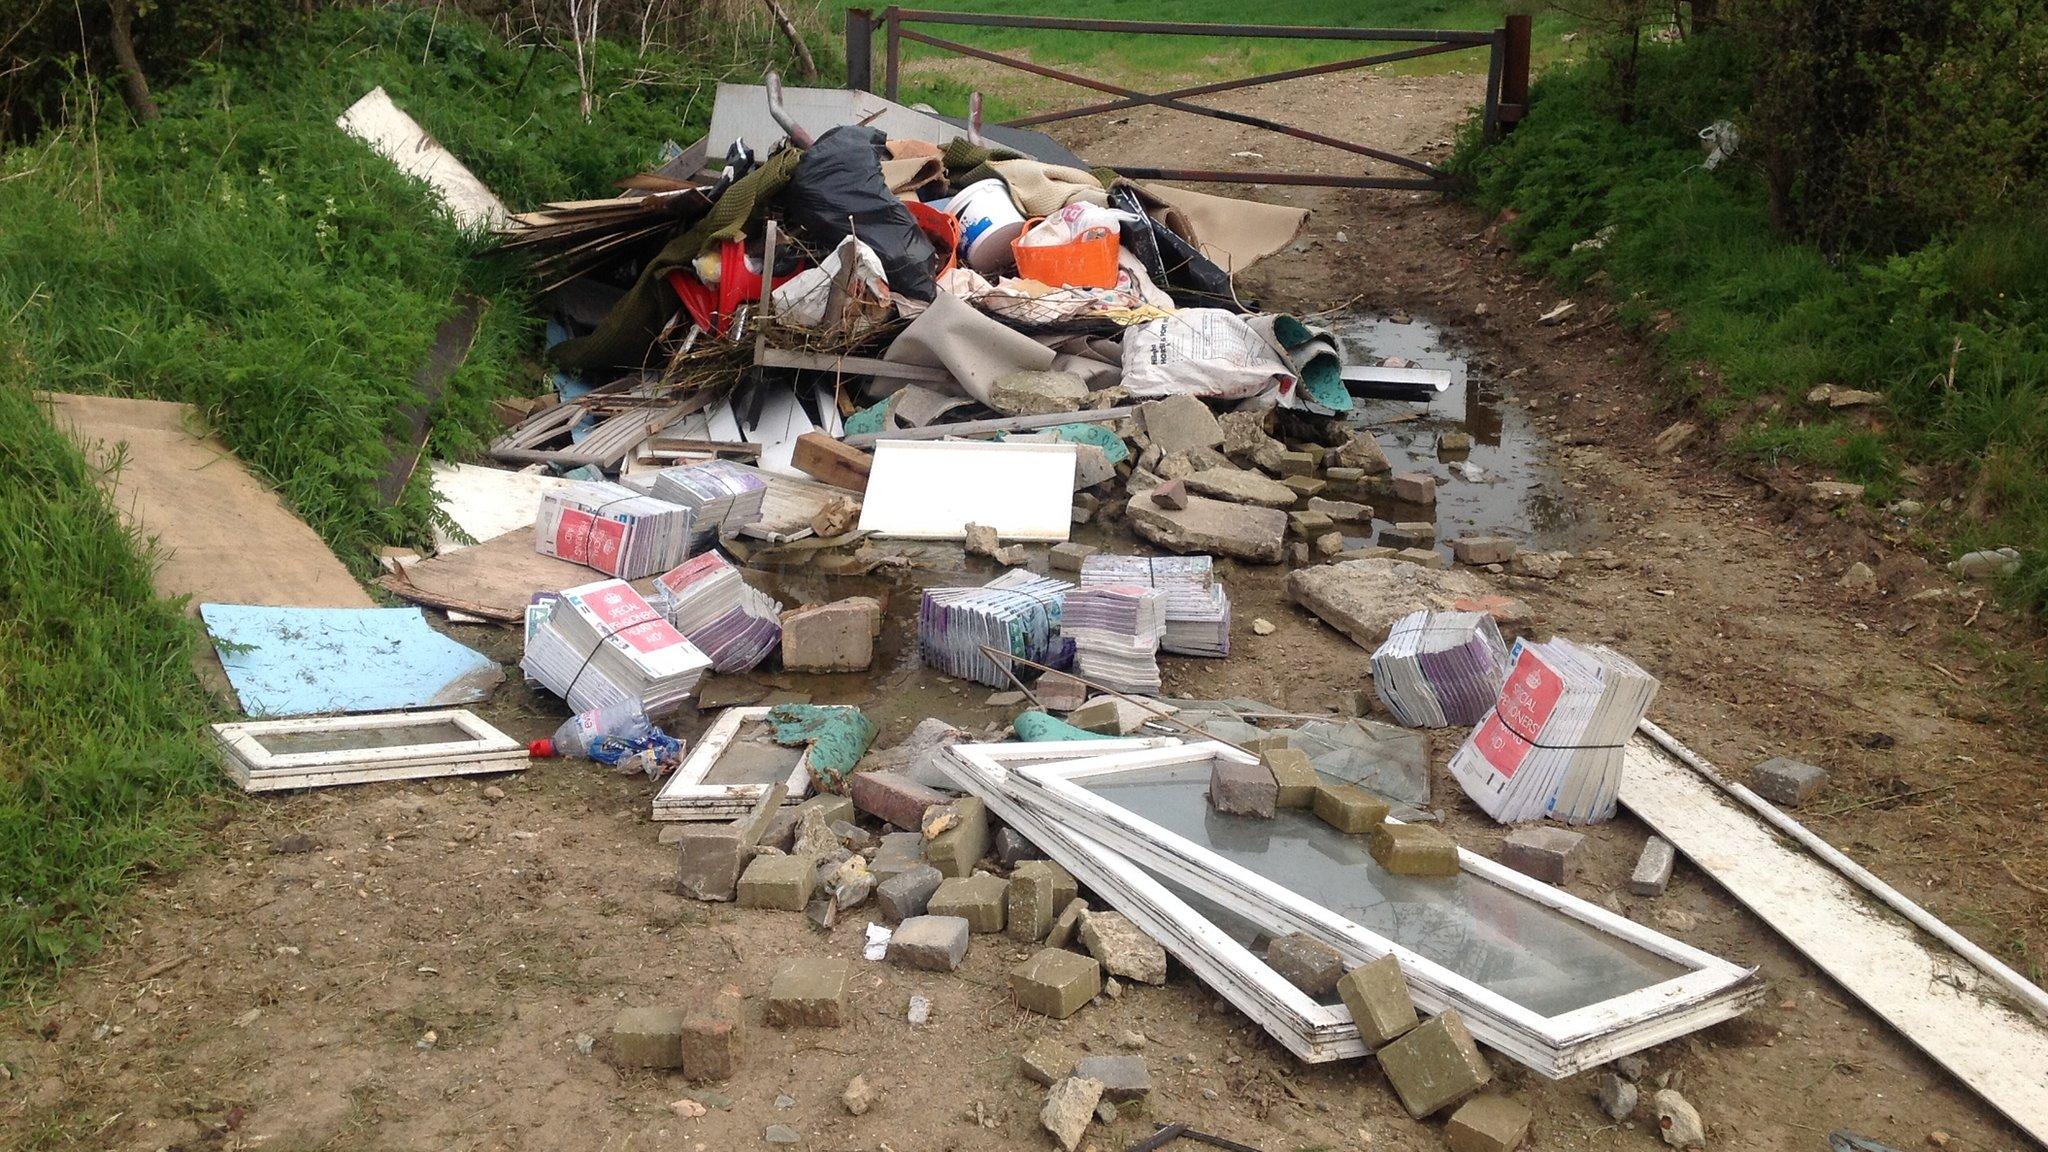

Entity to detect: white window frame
[999,740,1761,1076]
[210,709,526,793]
[653,706,813,821]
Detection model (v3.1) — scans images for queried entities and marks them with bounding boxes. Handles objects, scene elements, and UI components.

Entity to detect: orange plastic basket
[1011,222,1121,289]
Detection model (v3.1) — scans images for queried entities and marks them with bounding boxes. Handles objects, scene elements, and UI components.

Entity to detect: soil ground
[4,68,2043,1152]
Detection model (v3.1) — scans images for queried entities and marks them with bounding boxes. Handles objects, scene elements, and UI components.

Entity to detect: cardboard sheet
[200,604,504,716]
[380,525,603,622]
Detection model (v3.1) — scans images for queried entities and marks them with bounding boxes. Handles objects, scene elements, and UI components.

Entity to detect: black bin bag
[780,125,938,301]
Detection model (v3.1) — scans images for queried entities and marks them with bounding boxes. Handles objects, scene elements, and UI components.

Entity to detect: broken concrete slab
[1288,509,1335,538]
[676,825,751,902]
[1378,1010,1491,1117]
[888,914,972,971]
[1079,910,1168,986]
[1497,825,1585,886]
[1040,1076,1105,1152]
[1336,954,1418,1048]
[1307,496,1371,521]
[766,958,850,1028]
[1012,948,1102,1019]
[1336,431,1392,474]
[992,370,1090,416]
[1067,695,1164,735]
[1266,932,1345,996]
[1129,495,1287,564]
[1183,468,1298,509]
[1139,394,1224,455]
[1288,558,1532,649]
[928,873,1008,933]
[1371,823,1461,877]
[1208,759,1278,817]
[610,1006,688,1069]
[1378,521,1437,549]
[1046,897,1089,949]
[1050,542,1098,573]
[779,597,881,672]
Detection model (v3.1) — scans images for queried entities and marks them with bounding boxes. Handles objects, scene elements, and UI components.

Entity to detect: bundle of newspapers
[534,480,693,579]
[1448,636,1660,825]
[1370,610,1511,728]
[1063,584,1168,694]
[1079,554,1231,657]
[653,552,783,674]
[918,570,1073,688]
[522,578,711,714]
[648,461,768,551]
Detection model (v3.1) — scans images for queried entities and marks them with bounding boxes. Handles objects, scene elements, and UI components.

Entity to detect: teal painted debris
[767,703,879,790]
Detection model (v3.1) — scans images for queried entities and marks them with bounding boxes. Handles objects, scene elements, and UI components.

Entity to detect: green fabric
[766,703,878,792]
[1013,711,1119,742]
[842,396,890,437]
[550,147,804,374]
[1273,314,1351,415]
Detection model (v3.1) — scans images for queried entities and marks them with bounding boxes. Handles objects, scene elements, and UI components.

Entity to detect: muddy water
[1332,315,1597,558]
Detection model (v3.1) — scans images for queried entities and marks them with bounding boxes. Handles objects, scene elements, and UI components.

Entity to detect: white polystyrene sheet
[428,463,577,552]
[336,87,507,231]
[857,440,1077,542]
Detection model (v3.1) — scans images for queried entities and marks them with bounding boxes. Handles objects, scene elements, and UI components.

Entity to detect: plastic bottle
[530,701,680,772]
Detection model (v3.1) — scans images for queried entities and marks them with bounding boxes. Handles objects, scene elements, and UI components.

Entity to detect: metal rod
[1637,718,2048,1022]
[887,9,1494,43]
[763,72,816,148]
[976,646,1254,758]
[1113,167,1445,190]
[1481,27,1504,144]
[897,28,1442,177]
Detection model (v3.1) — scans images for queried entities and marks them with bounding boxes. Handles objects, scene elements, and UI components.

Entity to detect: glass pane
[253,719,475,755]
[701,725,804,786]
[1082,760,1685,1017]
[1151,870,1345,1008]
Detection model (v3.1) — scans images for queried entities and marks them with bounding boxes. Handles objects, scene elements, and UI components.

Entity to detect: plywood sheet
[381,526,604,622]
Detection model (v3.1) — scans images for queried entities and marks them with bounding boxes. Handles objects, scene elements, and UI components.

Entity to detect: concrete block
[1497,825,1585,886]
[1378,521,1437,549]
[1139,394,1224,455]
[1019,1037,1079,1086]
[1378,1010,1491,1117]
[1080,910,1167,985]
[1261,747,1318,808]
[1324,466,1366,483]
[1067,696,1159,735]
[1034,671,1089,712]
[1208,759,1278,818]
[1281,475,1327,499]
[610,1006,687,1069]
[1073,1054,1151,1102]
[1450,537,1517,566]
[994,826,1043,867]
[1275,449,1318,476]
[680,994,743,1082]
[925,796,990,878]
[1313,782,1390,834]
[779,597,881,671]
[766,958,849,1028]
[1751,756,1828,806]
[1007,864,1057,943]
[794,792,853,827]
[675,826,749,901]
[1288,510,1335,538]
[1050,542,1098,573]
[737,853,816,911]
[869,830,927,883]
[876,863,944,922]
[850,771,950,830]
[1390,472,1438,505]
[1629,836,1676,897]
[1370,823,1461,877]
[1308,497,1371,521]
[1011,948,1102,1019]
[1445,1095,1531,1152]
[1041,1076,1105,1152]
[1336,954,1418,1047]
[1046,897,1089,949]
[1266,932,1345,996]
[888,915,971,971]
[928,873,1008,933]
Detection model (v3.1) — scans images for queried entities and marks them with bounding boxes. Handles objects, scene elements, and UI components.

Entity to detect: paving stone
[1287,509,1335,538]
[1629,836,1676,897]
[680,994,743,1082]
[875,863,944,922]
[1080,910,1168,985]
[1020,1037,1080,1085]
[850,771,951,830]
[888,915,972,971]
[1128,495,1288,564]
[1265,932,1345,996]
[1184,468,1297,509]
[1336,954,1418,1047]
[1050,542,1099,573]
[1378,521,1437,549]
[1370,823,1461,877]
[738,853,816,911]
[1208,759,1278,818]
[1262,748,1318,807]
[868,831,927,883]
[1140,394,1225,455]
[1275,449,1318,476]
[1394,546,1447,569]
[1041,1076,1105,1152]
[1313,781,1390,834]
[994,826,1044,867]
[766,958,849,1028]
[1281,475,1327,498]
[924,796,990,878]
[1390,472,1438,505]
[1751,756,1828,806]
[1445,1095,1532,1152]
[676,825,750,902]
[1034,671,1089,712]
[1496,826,1586,886]
[1308,496,1371,521]
[610,1006,687,1069]
[1011,948,1102,1019]
[1021,860,1078,910]
[779,597,880,671]
[1073,1054,1151,1102]
[1377,1010,1491,1117]
[1007,864,1058,943]
[1046,897,1089,949]
[1450,537,1517,566]
[928,873,1008,933]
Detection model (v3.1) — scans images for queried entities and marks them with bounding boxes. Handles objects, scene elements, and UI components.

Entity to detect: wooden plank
[755,345,954,384]
[841,405,1136,448]
[377,294,486,506]
[791,431,872,492]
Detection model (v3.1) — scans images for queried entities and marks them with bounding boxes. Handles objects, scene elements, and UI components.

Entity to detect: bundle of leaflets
[1063,584,1168,694]
[1370,610,1511,728]
[918,569,1073,688]
[1448,636,1660,825]
[648,461,768,551]
[653,552,783,673]
[521,578,711,714]
[1079,554,1231,657]
[534,480,693,579]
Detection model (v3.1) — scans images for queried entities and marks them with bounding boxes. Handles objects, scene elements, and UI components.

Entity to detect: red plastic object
[666,238,803,338]
[905,200,962,280]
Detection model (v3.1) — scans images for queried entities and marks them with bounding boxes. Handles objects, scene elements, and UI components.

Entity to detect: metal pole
[883,6,902,102]
[845,9,873,92]
[1500,13,1532,129]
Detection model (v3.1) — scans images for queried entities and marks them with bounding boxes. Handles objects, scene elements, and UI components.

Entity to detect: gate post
[1500,13,1532,130]
[883,7,902,102]
[845,9,873,92]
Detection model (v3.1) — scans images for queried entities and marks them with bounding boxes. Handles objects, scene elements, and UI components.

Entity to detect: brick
[766,958,849,1028]
[1041,1076,1105,1152]
[1378,521,1437,549]
[1080,910,1167,986]
[738,854,816,911]
[1450,537,1517,566]
[675,826,749,902]
[1629,836,1676,897]
[1378,1010,1491,1118]
[1046,897,1089,949]
[1050,542,1099,572]
[925,796,990,878]
[1445,1095,1531,1152]
[610,1006,687,1069]
[1497,826,1585,886]
[1034,671,1088,712]
[1751,756,1828,806]
[869,830,927,883]
[1262,748,1318,807]
[1011,948,1102,1019]
[1390,472,1438,505]
[1313,782,1390,834]
[850,771,950,830]
[1007,864,1057,943]
[779,597,881,672]
[994,826,1043,867]
[876,863,944,922]
[1337,955,1418,1047]
[1019,1037,1080,1086]
[1208,759,1278,818]
[1266,932,1345,996]
[1370,823,1461,877]
[680,994,743,1082]
[888,915,971,971]
[928,873,1008,933]
[1073,1054,1151,1102]
[1282,475,1327,499]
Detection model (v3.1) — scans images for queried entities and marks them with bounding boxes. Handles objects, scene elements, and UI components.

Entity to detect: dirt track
[2,69,2042,1152]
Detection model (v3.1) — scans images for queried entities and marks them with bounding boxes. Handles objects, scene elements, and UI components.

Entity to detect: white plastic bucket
[948,178,1026,274]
